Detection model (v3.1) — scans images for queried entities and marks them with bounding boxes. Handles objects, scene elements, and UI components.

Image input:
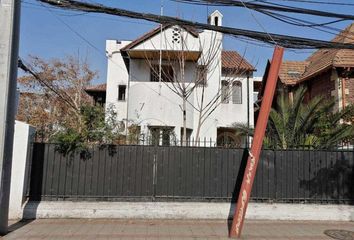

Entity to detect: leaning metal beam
[229,46,284,238]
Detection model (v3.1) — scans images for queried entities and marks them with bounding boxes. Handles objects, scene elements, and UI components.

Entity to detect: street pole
[246,73,250,148]
[0,0,21,235]
[229,46,284,238]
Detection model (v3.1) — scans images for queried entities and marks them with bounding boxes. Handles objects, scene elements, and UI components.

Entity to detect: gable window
[118,85,126,101]
[196,65,207,87]
[150,64,174,82]
[221,80,229,103]
[232,81,242,104]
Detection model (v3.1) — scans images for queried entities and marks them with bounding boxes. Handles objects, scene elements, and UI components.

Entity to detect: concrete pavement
[1,219,354,239]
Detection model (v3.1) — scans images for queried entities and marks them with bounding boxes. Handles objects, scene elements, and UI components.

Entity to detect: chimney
[208,10,223,27]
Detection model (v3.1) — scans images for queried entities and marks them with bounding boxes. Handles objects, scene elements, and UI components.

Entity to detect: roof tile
[221,50,255,72]
[279,61,308,85]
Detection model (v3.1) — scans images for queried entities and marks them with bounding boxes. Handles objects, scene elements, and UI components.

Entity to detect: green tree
[53,104,125,156]
[233,86,354,149]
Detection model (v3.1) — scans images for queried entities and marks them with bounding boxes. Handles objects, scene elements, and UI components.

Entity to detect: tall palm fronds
[233,86,354,149]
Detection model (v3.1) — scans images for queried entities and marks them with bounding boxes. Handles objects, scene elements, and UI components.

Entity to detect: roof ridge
[121,24,199,51]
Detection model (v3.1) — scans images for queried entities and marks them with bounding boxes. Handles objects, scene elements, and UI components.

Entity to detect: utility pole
[0,0,21,235]
[229,46,284,238]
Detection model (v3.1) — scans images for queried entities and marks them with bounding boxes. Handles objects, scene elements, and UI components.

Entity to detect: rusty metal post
[229,46,284,238]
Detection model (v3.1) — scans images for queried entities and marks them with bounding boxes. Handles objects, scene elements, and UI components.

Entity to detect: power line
[18,57,80,112]
[37,2,201,115]
[256,0,354,7]
[37,0,354,49]
[172,0,354,20]
[173,0,354,40]
[239,0,277,45]
[257,9,354,42]
[22,0,155,25]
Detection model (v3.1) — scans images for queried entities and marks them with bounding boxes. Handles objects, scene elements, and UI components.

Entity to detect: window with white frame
[232,81,242,104]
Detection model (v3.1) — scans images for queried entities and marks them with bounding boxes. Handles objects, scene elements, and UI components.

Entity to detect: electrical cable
[37,0,354,49]
[18,57,80,112]
[171,0,354,21]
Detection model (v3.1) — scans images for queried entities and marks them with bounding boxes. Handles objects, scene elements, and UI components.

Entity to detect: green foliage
[233,86,354,149]
[53,129,86,157]
[52,104,124,157]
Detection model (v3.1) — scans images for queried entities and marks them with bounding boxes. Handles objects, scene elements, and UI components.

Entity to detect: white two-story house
[104,10,256,146]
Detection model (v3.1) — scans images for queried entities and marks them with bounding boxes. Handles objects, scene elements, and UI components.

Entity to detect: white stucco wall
[105,40,131,125]
[217,75,254,127]
[105,11,254,142]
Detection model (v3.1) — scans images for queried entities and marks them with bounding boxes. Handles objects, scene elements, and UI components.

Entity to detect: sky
[19,0,354,84]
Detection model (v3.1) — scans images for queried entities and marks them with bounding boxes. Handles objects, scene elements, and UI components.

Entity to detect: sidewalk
[2,219,354,239]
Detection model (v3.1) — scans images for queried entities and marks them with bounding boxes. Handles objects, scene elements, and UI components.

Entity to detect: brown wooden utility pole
[229,46,284,238]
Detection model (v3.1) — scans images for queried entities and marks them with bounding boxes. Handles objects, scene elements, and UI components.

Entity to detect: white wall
[105,12,254,142]
[217,75,254,127]
[105,40,131,124]
[192,29,223,140]
[9,121,35,219]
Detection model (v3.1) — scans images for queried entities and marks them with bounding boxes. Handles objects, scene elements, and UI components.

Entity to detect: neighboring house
[85,83,106,107]
[275,23,354,112]
[102,10,256,146]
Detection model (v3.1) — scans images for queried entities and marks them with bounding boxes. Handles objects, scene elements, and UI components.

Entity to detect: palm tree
[233,86,354,149]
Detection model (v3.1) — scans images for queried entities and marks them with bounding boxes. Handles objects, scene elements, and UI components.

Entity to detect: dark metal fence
[27,143,354,204]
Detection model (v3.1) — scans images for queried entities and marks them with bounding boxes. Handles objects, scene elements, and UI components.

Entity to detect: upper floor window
[232,81,242,104]
[118,85,126,101]
[150,64,174,82]
[221,80,229,104]
[196,65,207,87]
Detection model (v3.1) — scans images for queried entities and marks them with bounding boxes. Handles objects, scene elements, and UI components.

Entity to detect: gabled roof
[279,23,354,85]
[119,24,255,72]
[222,51,256,72]
[301,23,354,80]
[121,24,200,51]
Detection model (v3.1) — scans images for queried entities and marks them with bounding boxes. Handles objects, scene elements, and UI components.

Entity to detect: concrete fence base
[9,121,35,219]
[20,201,354,221]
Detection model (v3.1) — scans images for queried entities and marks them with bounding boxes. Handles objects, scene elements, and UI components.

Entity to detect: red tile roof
[279,61,309,85]
[279,23,354,85]
[301,23,354,81]
[221,51,255,72]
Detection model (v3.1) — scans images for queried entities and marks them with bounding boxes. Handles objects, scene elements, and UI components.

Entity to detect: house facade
[103,11,256,146]
[275,23,354,112]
